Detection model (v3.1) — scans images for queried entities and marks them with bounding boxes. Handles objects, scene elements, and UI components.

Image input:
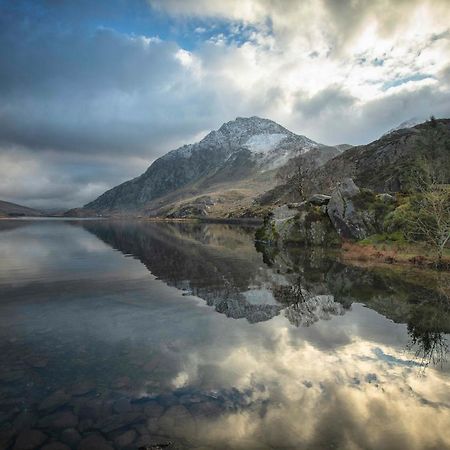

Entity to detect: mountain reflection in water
[0,219,449,450]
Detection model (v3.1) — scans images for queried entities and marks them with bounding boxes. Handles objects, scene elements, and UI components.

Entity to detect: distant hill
[67,117,341,218]
[0,200,42,217]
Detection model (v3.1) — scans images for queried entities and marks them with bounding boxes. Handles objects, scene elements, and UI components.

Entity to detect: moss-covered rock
[256,203,340,247]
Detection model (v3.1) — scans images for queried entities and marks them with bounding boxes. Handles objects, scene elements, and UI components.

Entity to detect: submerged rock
[114,429,137,447]
[77,434,113,450]
[41,442,71,450]
[39,390,71,412]
[38,410,78,429]
[13,429,47,450]
[60,428,82,447]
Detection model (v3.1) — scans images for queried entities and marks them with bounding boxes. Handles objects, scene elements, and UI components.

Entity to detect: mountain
[69,117,340,218]
[309,118,450,194]
[0,200,42,217]
[383,117,421,136]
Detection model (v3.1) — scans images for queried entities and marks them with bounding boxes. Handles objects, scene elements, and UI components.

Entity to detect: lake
[0,219,449,450]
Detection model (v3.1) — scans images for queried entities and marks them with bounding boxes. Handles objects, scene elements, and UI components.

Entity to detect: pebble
[77,434,114,450]
[143,401,164,418]
[113,398,133,414]
[39,390,71,412]
[12,410,37,430]
[41,442,71,450]
[60,428,82,447]
[70,381,95,396]
[38,410,78,429]
[114,429,137,447]
[13,429,47,450]
[97,412,142,433]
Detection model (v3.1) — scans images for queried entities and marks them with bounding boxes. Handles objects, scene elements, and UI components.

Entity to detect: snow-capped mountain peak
[244,133,287,153]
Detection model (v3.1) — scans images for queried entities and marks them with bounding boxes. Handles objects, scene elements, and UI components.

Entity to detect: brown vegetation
[340,241,450,270]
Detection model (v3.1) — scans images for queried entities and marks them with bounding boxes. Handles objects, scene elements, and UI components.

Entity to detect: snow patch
[244,133,287,153]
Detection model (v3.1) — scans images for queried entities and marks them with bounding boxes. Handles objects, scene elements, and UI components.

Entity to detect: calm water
[0,219,449,450]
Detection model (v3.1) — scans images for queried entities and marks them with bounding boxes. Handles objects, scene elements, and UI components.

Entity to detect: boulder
[13,429,47,450]
[256,202,340,247]
[376,193,395,203]
[77,434,113,450]
[308,194,331,206]
[326,178,376,240]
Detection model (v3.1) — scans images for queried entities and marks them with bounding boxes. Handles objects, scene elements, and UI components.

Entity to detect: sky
[1,0,450,209]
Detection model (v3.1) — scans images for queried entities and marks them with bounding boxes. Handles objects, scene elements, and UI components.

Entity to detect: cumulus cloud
[1,0,450,208]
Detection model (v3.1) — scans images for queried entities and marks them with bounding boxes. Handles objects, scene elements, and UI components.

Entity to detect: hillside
[260,118,450,205]
[0,200,42,217]
[310,118,450,194]
[68,117,341,218]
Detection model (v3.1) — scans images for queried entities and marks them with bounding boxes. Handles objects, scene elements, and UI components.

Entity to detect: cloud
[1,0,450,208]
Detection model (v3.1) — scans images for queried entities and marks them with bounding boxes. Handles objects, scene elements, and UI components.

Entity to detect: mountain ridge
[69,116,340,217]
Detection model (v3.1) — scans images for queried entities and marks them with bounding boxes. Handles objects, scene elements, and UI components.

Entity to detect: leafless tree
[277,159,310,201]
[409,175,450,266]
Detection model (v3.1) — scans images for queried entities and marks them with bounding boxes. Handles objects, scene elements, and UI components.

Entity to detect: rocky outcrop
[257,178,395,245]
[326,178,376,240]
[308,194,331,206]
[256,202,340,247]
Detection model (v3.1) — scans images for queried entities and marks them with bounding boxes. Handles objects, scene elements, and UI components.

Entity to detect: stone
[308,194,331,206]
[12,410,37,430]
[39,390,71,412]
[114,429,137,447]
[60,428,82,447]
[142,357,161,373]
[188,401,223,418]
[70,381,95,396]
[77,434,114,450]
[13,429,47,450]
[78,399,110,421]
[97,412,142,433]
[158,405,196,438]
[0,426,16,449]
[113,398,133,414]
[27,356,49,368]
[41,442,71,450]
[376,193,395,203]
[38,410,78,429]
[157,394,178,407]
[327,178,376,240]
[143,401,164,418]
[111,377,131,389]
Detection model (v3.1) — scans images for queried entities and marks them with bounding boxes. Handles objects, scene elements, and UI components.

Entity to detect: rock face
[257,178,394,244]
[73,116,340,217]
[308,194,331,206]
[326,178,376,240]
[256,202,340,247]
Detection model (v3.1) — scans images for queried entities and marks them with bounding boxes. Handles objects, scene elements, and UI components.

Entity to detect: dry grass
[340,241,450,270]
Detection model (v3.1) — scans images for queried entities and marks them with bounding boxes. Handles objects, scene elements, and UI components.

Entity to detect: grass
[340,237,450,270]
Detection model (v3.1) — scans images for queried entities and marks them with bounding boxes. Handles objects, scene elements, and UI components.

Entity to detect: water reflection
[0,220,449,449]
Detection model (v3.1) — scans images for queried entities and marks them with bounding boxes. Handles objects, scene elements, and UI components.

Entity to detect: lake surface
[0,219,449,450]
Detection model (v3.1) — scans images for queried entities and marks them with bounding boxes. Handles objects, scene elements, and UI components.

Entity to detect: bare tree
[277,159,310,201]
[409,175,450,266]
